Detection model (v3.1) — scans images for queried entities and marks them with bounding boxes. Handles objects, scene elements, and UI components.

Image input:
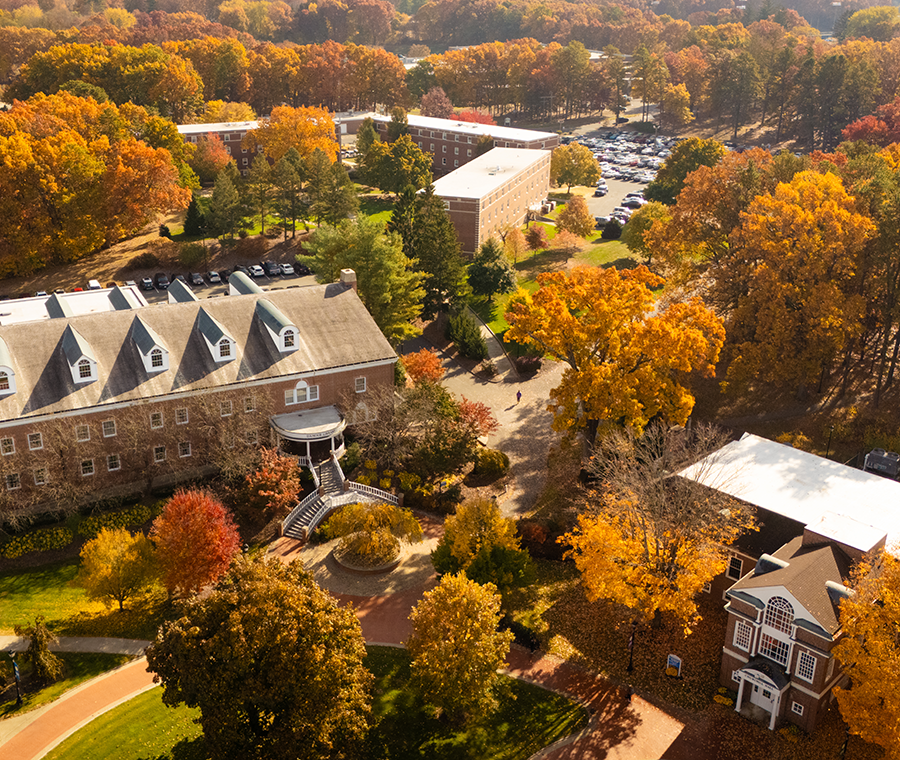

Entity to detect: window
[220,400,233,417]
[246,430,258,445]
[179,442,192,458]
[762,689,772,699]
[1,437,14,455]
[284,329,295,348]
[442,145,447,153]
[175,408,188,425]
[454,134,459,141]
[33,468,47,486]
[244,397,254,413]
[796,651,816,683]
[102,419,116,438]
[107,454,120,472]
[81,459,94,476]
[242,158,248,166]
[430,143,435,151]
[467,149,472,157]
[702,582,712,593]
[0,372,8,391]
[76,425,90,442]
[733,620,753,652]
[78,359,92,379]
[150,412,163,429]
[759,633,790,666]
[219,340,231,359]
[150,348,164,369]
[6,472,20,490]
[732,670,741,683]
[286,382,319,405]
[764,597,794,634]
[791,702,804,716]
[355,377,367,393]
[727,556,743,580]
[442,158,446,165]
[154,446,166,463]
[454,146,459,155]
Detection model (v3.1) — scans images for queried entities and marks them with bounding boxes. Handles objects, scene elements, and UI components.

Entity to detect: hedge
[77,505,153,539]
[1,527,74,559]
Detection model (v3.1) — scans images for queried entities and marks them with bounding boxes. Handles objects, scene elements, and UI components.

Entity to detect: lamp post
[825,425,835,460]
[11,652,22,706]
[626,620,638,673]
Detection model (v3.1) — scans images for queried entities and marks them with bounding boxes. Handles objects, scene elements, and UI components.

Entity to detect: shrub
[77,505,152,539]
[447,311,488,360]
[516,356,542,374]
[479,359,497,377]
[329,502,423,566]
[473,448,510,479]
[178,242,206,268]
[1,527,74,559]
[127,251,160,270]
[159,224,171,238]
[499,615,541,651]
[601,219,622,240]
[341,442,362,475]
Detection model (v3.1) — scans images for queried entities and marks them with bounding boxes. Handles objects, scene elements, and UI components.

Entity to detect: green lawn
[44,646,586,760]
[359,196,395,225]
[1,652,132,717]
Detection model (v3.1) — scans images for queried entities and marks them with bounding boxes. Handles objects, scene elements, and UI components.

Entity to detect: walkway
[0,636,149,656]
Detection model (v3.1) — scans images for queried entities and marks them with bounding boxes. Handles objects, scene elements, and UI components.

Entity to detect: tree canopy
[644,137,726,205]
[146,557,372,760]
[247,105,338,163]
[77,527,157,611]
[550,143,600,193]
[468,239,517,300]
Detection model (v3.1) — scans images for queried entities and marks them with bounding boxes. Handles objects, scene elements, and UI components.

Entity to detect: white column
[735,677,746,712]
[768,693,779,731]
[306,441,311,462]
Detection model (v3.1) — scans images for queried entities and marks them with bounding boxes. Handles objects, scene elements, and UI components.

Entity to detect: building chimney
[339,269,357,292]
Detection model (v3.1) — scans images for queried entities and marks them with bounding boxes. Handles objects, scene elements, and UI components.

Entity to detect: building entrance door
[749,683,776,714]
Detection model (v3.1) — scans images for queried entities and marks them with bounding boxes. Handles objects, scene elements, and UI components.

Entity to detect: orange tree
[245,105,338,163]
[232,447,302,524]
[401,348,445,384]
[504,265,725,435]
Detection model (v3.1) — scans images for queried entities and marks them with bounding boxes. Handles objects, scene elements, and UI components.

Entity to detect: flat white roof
[371,113,556,143]
[432,148,549,200]
[0,287,149,326]
[680,433,900,553]
[177,121,259,135]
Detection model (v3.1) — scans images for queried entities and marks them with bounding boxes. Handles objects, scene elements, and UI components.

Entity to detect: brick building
[680,434,900,732]
[177,121,261,175]
[430,148,551,253]
[0,273,396,517]
[344,113,558,175]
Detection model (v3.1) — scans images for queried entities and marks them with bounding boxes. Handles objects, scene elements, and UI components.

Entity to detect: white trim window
[760,632,790,666]
[220,400,233,417]
[285,381,319,405]
[102,419,117,438]
[1,437,14,455]
[150,348,165,369]
[0,371,9,391]
[28,433,43,451]
[764,597,794,634]
[107,454,121,472]
[791,701,804,716]
[76,425,90,442]
[732,670,741,683]
[154,445,166,463]
[726,556,743,580]
[796,651,816,683]
[6,472,20,490]
[218,339,232,360]
[33,468,47,486]
[150,412,163,429]
[355,377,367,393]
[175,408,189,425]
[77,358,93,380]
[179,442,192,458]
[81,459,94,476]
[733,620,753,652]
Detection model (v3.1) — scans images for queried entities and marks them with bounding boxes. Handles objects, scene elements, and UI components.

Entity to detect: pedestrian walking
[516,390,522,404]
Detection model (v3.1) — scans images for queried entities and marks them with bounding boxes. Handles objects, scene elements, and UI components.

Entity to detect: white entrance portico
[734,658,789,730]
[271,405,346,466]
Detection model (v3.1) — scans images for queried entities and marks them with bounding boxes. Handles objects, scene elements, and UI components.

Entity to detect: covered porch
[734,657,790,731]
[271,406,346,467]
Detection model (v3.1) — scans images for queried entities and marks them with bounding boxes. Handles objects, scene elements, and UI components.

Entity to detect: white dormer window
[0,370,12,394]
[219,340,232,359]
[150,349,164,369]
[77,358,95,382]
[283,330,295,349]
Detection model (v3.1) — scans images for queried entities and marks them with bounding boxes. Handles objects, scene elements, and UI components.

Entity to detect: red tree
[842,96,900,146]
[459,397,499,436]
[151,489,241,597]
[233,447,302,523]
[190,133,232,183]
[526,225,549,251]
[456,109,496,125]
[402,348,445,384]
[420,87,454,119]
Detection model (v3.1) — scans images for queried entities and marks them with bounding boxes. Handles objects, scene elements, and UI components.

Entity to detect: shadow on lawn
[143,735,207,760]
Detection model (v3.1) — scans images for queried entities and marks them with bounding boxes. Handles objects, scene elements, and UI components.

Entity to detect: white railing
[347,481,398,505]
[330,450,346,485]
[305,492,360,535]
[282,488,321,534]
[309,464,320,489]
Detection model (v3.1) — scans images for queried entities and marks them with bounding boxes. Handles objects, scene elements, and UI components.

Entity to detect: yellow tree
[834,552,900,758]
[550,143,600,193]
[504,266,725,434]
[555,195,595,238]
[246,105,338,163]
[564,422,754,634]
[723,170,876,396]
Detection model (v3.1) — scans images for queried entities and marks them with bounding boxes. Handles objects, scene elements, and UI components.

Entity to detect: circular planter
[332,543,404,575]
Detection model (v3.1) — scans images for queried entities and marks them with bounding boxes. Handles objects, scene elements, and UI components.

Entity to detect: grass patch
[359,196,394,225]
[1,652,131,717]
[44,647,586,760]
[576,240,639,269]
[43,686,203,760]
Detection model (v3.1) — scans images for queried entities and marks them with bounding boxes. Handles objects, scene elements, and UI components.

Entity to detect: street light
[825,425,835,460]
[626,620,638,673]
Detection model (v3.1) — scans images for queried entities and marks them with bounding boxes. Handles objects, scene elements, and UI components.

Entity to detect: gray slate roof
[728,536,852,636]
[0,284,395,421]
[61,325,95,365]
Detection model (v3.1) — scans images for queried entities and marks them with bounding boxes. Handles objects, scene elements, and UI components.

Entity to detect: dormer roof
[229,271,263,296]
[132,316,167,356]
[46,293,73,319]
[62,325,95,365]
[0,336,12,370]
[256,298,292,333]
[109,285,142,310]
[168,279,199,304]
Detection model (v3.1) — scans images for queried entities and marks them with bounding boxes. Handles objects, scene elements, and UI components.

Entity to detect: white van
[87,279,102,290]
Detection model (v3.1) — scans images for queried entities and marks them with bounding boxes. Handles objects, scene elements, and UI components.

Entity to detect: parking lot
[136,268,318,305]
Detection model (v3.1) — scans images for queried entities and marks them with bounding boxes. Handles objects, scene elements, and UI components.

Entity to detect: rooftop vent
[864,448,900,479]
[754,554,790,576]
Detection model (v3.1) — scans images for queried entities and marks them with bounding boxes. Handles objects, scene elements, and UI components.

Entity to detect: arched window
[0,372,8,391]
[764,597,794,634]
[150,348,164,368]
[78,359,92,379]
[219,340,231,359]
[283,329,295,349]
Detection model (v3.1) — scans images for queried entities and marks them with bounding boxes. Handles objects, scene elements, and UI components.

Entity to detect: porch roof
[271,406,346,441]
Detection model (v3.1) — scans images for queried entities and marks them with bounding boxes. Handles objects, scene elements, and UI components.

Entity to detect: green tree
[300,217,425,344]
[475,134,494,157]
[366,135,432,195]
[272,148,305,239]
[182,193,206,237]
[356,117,379,157]
[468,238,516,300]
[645,137,727,205]
[604,46,631,124]
[407,573,513,721]
[387,105,408,140]
[389,185,470,316]
[77,528,157,611]
[14,616,63,684]
[621,201,670,264]
[310,161,359,226]
[146,557,372,760]
[550,144,600,193]
[555,195,595,238]
[244,154,272,234]
[209,166,243,239]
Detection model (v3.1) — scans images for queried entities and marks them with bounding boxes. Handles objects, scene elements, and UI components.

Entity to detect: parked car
[154,272,170,289]
[593,187,608,197]
[280,263,295,276]
[88,279,102,290]
[249,264,265,278]
[124,280,137,288]
[261,261,280,277]
[140,277,154,291]
[594,216,611,228]
[621,197,646,209]
[34,290,48,297]
[234,265,250,277]
[189,273,204,287]
[171,274,187,286]
[53,288,66,295]
[206,271,222,284]
[295,263,312,276]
